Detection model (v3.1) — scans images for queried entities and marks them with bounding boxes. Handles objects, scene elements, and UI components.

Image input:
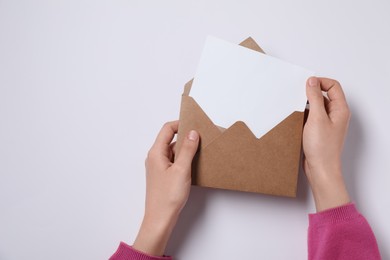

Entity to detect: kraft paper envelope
[176,37,304,197]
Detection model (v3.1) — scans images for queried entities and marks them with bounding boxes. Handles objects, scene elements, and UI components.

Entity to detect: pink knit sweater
[110,203,381,260]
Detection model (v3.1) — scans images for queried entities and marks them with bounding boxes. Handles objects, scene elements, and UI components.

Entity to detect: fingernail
[309,77,318,87]
[188,130,198,141]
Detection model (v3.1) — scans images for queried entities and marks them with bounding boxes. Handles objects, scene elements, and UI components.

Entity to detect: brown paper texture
[176,37,304,197]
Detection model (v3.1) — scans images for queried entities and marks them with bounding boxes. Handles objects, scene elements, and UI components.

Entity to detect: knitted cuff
[110,242,172,260]
[309,203,361,227]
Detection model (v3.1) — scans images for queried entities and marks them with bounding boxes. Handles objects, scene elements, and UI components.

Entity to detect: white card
[190,36,313,138]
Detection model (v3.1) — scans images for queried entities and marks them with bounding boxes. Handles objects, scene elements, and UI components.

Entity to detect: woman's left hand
[133,121,199,256]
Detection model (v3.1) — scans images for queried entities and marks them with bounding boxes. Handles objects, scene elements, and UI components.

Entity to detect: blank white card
[190,36,314,138]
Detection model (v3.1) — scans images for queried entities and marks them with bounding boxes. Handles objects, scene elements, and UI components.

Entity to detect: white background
[0,0,389,259]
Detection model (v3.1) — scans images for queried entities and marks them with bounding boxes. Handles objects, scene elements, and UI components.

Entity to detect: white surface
[0,0,389,259]
[191,36,312,137]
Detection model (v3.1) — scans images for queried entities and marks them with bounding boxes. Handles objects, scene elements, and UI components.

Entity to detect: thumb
[306,77,327,118]
[175,130,199,169]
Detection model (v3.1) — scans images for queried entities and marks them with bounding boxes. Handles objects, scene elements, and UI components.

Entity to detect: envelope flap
[183,79,193,96]
[193,111,304,196]
[178,96,221,150]
[206,111,304,146]
[239,37,264,53]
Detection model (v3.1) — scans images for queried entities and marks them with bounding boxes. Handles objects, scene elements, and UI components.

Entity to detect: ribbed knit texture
[109,242,172,260]
[308,203,381,260]
[110,203,381,259]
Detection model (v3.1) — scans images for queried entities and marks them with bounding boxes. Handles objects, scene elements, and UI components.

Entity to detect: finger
[317,78,347,103]
[153,121,179,149]
[175,130,199,169]
[306,77,327,118]
[318,78,350,118]
[169,141,177,162]
[170,141,177,155]
[323,95,330,112]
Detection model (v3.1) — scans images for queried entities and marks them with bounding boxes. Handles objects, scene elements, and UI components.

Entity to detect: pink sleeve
[308,203,381,260]
[109,242,172,260]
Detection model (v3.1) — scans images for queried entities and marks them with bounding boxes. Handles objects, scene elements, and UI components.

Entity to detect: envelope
[176,37,304,197]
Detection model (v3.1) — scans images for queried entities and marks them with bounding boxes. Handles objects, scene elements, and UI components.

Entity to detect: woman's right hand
[303,77,351,212]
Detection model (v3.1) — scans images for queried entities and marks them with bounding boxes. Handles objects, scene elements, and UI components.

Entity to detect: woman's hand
[133,121,199,256]
[303,77,351,212]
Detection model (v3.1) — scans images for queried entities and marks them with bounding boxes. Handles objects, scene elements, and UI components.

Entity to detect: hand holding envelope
[176,36,314,197]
